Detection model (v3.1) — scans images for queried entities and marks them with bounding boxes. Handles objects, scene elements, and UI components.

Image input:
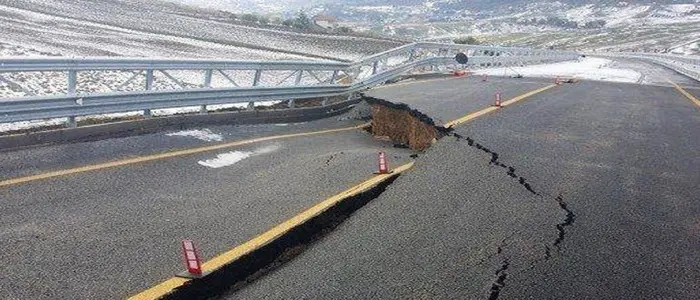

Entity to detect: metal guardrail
[0,42,579,126]
[602,52,700,82]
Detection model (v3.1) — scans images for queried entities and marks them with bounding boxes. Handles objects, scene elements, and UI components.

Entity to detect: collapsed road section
[145,95,576,299]
[133,97,451,299]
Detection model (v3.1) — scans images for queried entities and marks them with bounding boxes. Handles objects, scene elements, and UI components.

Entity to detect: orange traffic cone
[375,152,390,174]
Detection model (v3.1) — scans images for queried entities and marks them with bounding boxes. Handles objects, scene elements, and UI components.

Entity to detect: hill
[0,0,404,60]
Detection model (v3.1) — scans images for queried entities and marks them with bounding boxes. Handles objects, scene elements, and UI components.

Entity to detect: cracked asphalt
[2,62,700,299]
[367,76,554,125]
[232,78,700,299]
[0,118,415,299]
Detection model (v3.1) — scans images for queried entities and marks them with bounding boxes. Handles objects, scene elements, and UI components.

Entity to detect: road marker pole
[482,74,488,82]
[375,152,391,174]
[178,240,205,279]
[494,92,502,107]
[555,77,561,85]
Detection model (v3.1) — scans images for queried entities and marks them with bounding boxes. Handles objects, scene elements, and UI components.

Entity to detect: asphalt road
[2,67,699,299]
[0,118,367,181]
[688,86,700,100]
[368,76,554,125]
[606,57,700,87]
[232,79,700,299]
[0,119,416,299]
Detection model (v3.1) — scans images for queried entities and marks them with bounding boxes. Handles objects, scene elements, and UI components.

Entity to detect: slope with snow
[0,0,402,61]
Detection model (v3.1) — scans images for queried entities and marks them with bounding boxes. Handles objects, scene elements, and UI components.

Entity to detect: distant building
[313,14,338,29]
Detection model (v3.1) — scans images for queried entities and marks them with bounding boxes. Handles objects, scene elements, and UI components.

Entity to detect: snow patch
[475,57,641,83]
[197,144,280,168]
[166,129,223,142]
[0,118,66,133]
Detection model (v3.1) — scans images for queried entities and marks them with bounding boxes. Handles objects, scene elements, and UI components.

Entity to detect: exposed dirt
[363,96,449,151]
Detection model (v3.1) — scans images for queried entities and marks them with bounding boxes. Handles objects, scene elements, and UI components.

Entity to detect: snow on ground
[0,4,311,61]
[666,4,696,14]
[197,144,280,168]
[474,57,642,83]
[670,42,700,56]
[601,5,651,26]
[165,129,223,142]
[0,118,67,132]
[0,1,401,61]
[564,4,595,23]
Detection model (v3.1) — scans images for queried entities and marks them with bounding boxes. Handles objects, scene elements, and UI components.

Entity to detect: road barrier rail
[0,42,579,126]
[603,52,700,82]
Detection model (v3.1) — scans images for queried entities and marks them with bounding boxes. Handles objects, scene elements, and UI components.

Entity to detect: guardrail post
[204,69,213,88]
[68,70,77,95]
[329,70,338,84]
[67,116,77,128]
[200,69,213,114]
[144,69,154,118]
[146,69,154,90]
[67,71,78,128]
[295,70,303,85]
[253,69,262,86]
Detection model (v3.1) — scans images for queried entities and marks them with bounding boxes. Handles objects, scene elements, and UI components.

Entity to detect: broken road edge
[129,162,414,300]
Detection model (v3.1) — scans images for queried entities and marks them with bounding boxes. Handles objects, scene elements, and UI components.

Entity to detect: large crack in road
[166,97,579,299]
[553,194,577,252]
[360,97,579,298]
[445,133,578,297]
[452,133,540,196]
[488,258,510,300]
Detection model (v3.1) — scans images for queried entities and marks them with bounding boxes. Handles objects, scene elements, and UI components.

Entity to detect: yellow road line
[130,78,557,299]
[444,84,558,127]
[667,79,700,108]
[128,161,414,300]
[129,80,557,299]
[0,124,369,188]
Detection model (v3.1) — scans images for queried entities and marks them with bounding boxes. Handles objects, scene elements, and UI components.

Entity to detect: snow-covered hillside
[309,0,700,54]
[0,0,402,61]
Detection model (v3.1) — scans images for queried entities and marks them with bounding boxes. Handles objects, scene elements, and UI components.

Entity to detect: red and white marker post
[180,239,203,278]
[494,92,502,107]
[375,152,390,174]
[482,74,488,82]
[555,77,561,85]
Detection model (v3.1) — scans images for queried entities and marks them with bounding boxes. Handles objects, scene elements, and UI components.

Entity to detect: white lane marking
[166,129,223,142]
[197,144,280,169]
